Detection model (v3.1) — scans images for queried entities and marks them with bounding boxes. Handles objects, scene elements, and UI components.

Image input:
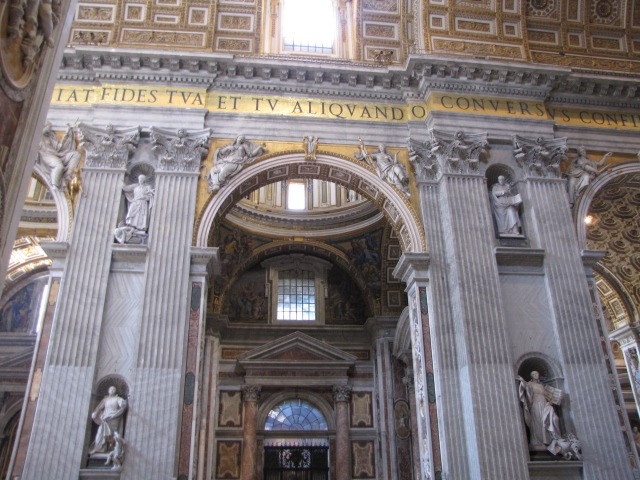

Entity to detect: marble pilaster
[524,176,633,479]
[333,385,352,480]
[241,384,261,480]
[22,125,137,479]
[123,135,208,478]
[370,318,398,480]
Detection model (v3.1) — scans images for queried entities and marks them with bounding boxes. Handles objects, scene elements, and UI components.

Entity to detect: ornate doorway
[264,445,329,480]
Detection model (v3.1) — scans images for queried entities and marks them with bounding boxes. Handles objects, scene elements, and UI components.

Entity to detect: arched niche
[195,152,425,255]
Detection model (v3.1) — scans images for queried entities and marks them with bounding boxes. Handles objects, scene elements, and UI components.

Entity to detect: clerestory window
[281,0,335,54]
[263,255,330,324]
[261,0,355,59]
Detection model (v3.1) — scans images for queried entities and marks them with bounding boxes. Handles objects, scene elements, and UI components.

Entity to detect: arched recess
[195,152,426,254]
[31,164,71,242]
[216,239,376,316]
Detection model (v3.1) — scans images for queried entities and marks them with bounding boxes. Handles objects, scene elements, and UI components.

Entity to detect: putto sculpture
[355,138,410,196]
[207,136,266,192]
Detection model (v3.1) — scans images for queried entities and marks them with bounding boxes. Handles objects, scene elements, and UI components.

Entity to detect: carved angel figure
[512,135,567,179]
[355,139,410,196]
[78,124,140,169]
[37,122,81,190]
[207,136,266,192]
[408,137,442,180]
[151,127,211,172]
[431,130,488,173]
[303,136,318,161]
[566,146,612,205]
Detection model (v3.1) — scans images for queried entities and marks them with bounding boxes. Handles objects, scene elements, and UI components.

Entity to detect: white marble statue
[517,371,562,449]
[355,139,410,196]
[114,174,155,244]
[89,386,127,455]
[491,175,522,236]
[207,135,266,192]
[37,122,81,190]
[566,146,612,205]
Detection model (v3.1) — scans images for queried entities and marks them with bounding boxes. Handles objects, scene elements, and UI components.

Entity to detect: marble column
[241,384,261,480]
[21,125,139,480]
[524,175,634,479]
[333,385,351,480]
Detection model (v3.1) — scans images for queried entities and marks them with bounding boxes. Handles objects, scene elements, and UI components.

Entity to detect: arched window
[265,399,328,431]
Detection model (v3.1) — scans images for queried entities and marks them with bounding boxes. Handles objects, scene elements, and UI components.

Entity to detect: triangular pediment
[238,331,357,363]
[236,332,356,385]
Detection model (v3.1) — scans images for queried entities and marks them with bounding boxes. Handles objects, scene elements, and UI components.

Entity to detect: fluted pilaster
[124,169,200,479]
[526,177,632,479]
[22,166,127,479]
[439,172,528,478]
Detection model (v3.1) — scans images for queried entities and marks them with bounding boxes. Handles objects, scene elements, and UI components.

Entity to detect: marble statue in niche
[516,371,582,460]
[37,122,81,190]
[114,174,155,244]
[490,175,522,237]
[207,135,266,192]
[88,386,128,469]
[355,138,410,196]
[566,146,612,205]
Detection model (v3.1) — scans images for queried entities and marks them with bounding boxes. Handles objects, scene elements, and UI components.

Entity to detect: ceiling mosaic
[67,0,640,72]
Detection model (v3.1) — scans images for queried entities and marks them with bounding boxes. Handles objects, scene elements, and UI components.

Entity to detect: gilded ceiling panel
[587,173,640,314]
[65,0,640,71]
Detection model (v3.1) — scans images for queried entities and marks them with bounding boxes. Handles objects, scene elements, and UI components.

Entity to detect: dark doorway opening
[264,445,329,480]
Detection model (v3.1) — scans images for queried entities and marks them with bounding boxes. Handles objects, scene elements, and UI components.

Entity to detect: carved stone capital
[150,127,211,173]
[431,129,489,175]
[78,124,140,169]
[242,385,261,402]
[408,136,441,181]
[332,385,352,402]
[512,135,567,180]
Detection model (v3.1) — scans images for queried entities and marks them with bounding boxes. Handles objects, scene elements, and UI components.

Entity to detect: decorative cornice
[56,48,640,107]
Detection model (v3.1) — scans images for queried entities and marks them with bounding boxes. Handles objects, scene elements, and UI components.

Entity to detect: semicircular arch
[575,162,640,249]
[195,151,426,254]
